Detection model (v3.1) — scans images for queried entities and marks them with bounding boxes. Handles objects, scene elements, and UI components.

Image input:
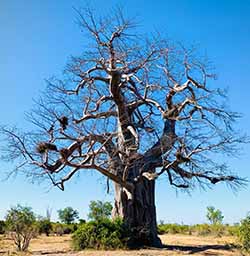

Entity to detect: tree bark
[112,177,162,248]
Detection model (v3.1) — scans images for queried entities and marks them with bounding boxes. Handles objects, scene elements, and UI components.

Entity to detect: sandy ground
[0,234,241,256]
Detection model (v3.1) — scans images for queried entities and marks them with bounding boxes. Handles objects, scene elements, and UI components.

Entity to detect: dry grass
[0,234,241,256]
[0,235,71,255]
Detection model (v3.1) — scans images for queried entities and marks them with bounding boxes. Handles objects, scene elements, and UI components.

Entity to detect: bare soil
[0,234,241,256]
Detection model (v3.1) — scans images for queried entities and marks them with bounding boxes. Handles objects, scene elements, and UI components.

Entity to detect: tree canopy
[58,207,79,224]
[206,206,224,225]
[0,7,247,247]
[88,200,113,221]
[0,9,246,191]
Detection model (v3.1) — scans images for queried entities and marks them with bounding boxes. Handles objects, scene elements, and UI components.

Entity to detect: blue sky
[0,0,250,224]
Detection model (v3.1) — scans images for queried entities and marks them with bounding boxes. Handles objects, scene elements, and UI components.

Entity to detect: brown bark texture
[113,177,162,247]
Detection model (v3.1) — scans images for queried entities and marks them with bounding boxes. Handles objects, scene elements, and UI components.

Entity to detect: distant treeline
[1,203,250,253]
[157,222,239,236]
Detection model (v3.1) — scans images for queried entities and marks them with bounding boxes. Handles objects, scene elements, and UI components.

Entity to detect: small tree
[206,206,224,225]
[58,207,79,224]
[5,205,36,251]
[88,200,113,221]
[238,214,250,252]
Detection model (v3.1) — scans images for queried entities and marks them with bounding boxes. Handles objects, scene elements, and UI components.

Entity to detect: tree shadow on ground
[163,243,234,255]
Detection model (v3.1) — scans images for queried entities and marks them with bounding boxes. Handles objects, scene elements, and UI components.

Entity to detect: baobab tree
[0,9,246,247]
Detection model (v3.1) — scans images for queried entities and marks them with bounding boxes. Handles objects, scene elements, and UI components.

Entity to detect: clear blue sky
[0,0,250,224]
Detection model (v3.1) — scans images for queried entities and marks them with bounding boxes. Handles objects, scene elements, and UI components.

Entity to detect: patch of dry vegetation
[0,234,241,256]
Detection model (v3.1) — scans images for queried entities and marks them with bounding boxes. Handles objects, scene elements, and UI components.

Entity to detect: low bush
[193,224,211,236]
[192,224,225,236]
[79,219,86,224]
[72,218,128,250]
[52,223,64,236]
[210,224,225,237]
[238,215,250,253]
[157,222,239,237]
[226,224,239,236]
[63,223,78,234]
[0,220,6,234]
[52,222,77,235]
[37,219,52,236]
[158,223,190,235]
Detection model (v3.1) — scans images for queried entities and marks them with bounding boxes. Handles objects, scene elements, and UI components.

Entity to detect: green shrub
[79,219,86,224]
[72,218,128,250]
[210,223,225,237]
[52,223,64,236]
[158,222,238,237]
[238,215,250,252]
[5,205,37,251]
[63,223,78,234]
[37,219,52,236]
[0,220,6,234]
[194,224,211,236]
[157,224,167,235]
[52,222,76,235]
[227,224,239,236]
[157,223,190,235]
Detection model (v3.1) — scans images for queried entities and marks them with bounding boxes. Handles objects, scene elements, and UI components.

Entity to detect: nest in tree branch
[36,142,58,154]
[175,151,190,163]
[59,116,68,130]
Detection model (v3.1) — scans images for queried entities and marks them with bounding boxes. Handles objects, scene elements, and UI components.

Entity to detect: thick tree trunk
[112,177,162,248]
